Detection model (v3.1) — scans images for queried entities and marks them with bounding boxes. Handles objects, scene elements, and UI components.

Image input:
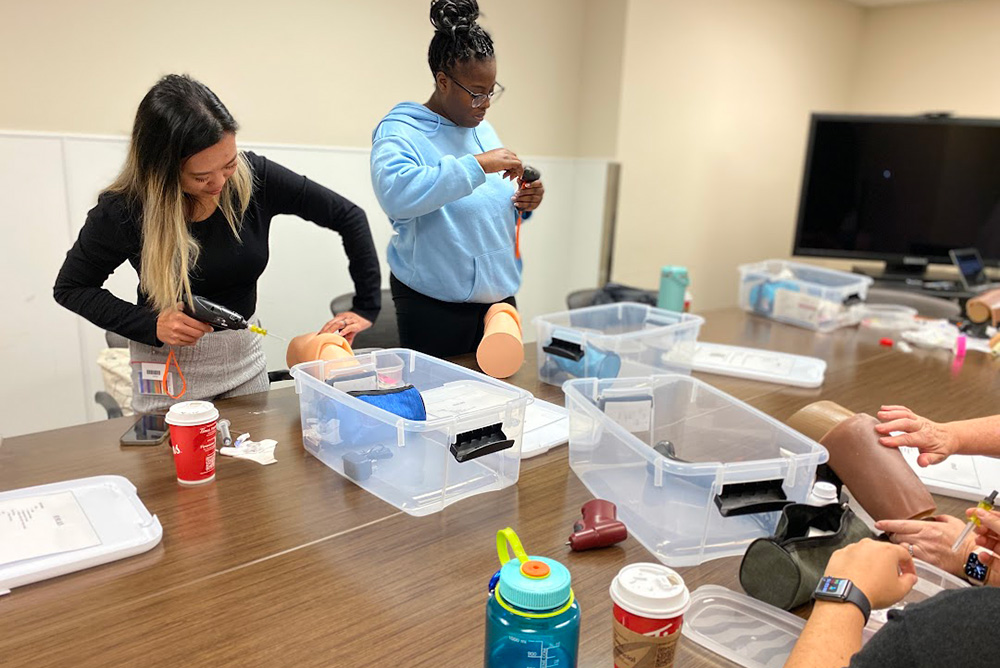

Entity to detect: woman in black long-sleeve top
[54,74,381,413]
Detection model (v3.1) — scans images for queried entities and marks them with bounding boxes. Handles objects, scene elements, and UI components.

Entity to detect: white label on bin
[605,399,652,433]
[773,289,825,326]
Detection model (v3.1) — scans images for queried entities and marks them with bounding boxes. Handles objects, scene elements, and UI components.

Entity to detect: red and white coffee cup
[610,563,691,668]
[165,400,219,485]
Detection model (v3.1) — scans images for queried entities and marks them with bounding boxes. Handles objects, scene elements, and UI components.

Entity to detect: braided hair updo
[428,0,495,76]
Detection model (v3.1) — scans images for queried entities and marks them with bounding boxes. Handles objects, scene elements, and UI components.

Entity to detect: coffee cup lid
[610,563,690,618]
[165,401,219,427]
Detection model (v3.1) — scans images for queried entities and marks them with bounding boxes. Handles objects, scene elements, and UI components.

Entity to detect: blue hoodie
[371,102,519,304]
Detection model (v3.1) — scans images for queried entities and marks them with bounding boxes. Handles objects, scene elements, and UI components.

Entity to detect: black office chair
[566,283,658,310]
[330,289,399,349]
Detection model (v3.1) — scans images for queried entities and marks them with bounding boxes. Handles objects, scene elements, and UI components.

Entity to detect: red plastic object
[879,337,894,347]
[568,499,628,551]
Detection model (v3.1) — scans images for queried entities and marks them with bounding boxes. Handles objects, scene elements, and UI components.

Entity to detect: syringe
[951,490,998,552]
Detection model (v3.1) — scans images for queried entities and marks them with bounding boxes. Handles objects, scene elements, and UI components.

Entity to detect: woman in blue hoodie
[370,0,544,359]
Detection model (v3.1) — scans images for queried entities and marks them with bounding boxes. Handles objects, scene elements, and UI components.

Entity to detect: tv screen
[793,114,1000,267]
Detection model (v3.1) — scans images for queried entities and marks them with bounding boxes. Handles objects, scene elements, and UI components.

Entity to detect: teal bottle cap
[498,556,572,612]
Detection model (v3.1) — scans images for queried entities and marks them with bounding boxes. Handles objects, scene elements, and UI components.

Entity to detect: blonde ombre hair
[106,74,253,313]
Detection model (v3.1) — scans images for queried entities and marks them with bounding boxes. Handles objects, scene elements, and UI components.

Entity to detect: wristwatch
[813,576,872,623]
[964,548,991,586]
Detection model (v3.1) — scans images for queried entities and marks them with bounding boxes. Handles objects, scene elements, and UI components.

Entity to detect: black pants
[390,274,516,359]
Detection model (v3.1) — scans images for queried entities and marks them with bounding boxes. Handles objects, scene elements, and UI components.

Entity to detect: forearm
[371,146,485,220]
[339,211,382,322]
[943,415,1000,457]
[786,602,865,668]
[54,283,159,347]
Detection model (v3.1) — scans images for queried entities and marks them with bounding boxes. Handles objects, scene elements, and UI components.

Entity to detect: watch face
[816,576,850,597]
[965,552,989,582]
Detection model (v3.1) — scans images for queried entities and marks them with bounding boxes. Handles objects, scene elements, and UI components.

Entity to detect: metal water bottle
[658,266,690,313]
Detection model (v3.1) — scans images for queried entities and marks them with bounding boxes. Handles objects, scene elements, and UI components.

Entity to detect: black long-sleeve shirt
[54,151,381,347]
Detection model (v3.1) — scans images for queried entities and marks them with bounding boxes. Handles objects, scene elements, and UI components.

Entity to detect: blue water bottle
[658,266,690,312]
[484,528,580,668]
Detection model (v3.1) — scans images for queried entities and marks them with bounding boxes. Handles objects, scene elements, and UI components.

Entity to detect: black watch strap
[843,582,872,624]
[814,578,872,624]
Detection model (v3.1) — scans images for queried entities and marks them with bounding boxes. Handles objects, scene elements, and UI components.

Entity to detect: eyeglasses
[446,74,505,109]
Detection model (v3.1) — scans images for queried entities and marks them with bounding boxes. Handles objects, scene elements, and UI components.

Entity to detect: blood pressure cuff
[739,502,874,610]
[347,385,426,421]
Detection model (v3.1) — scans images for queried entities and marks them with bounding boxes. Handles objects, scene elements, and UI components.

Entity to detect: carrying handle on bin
[645,314,682,327]
[451,423,514,462]
[714,479,792,517]
[842,293,863,306]
[543,337,585,362]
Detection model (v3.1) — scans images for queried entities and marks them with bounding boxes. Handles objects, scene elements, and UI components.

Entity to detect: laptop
[949,248,1000,293]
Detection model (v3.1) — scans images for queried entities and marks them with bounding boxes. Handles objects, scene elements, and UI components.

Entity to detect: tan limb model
[965,288,1000,325]
[876,405,1000,466]
[286,332,354,368]
[476,303,524,379]
[786,400,855,442]
[788,401,936,521]
[820,413,937,521]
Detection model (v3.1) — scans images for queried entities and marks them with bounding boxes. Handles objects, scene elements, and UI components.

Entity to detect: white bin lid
[0,475,163,594]
[683,563,970,666]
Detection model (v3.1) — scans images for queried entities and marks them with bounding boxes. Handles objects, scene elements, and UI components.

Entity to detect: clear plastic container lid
[683,562,970,667]
[860,304,919,331]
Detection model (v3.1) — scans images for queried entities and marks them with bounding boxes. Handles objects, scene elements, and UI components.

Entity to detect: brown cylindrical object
[476,303,524,379]
[786,401,855,442]
[966,288,1000,325]
[819,413,936,521]
[286,332,354,368]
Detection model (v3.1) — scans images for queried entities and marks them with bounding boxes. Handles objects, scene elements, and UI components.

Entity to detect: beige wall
[576,0,628,158]
[852,0,1000,116]
[0,0,622,157]
[612,0,866,309]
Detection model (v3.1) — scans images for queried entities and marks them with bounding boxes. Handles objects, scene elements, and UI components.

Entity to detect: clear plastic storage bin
[738,260,873,332]
[533,303,704,386]
[291,350,531,516]
[563,375,828,566]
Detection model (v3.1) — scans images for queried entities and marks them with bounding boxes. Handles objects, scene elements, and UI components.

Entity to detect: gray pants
[129,326,268,414]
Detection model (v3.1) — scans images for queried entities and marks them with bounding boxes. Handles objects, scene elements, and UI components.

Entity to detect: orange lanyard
[164,347,187,399]
[514,181,528,260]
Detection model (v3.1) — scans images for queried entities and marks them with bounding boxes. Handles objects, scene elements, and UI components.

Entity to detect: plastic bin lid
[683,563,971,666]
[0,475,163,595]
[682,585,804,668]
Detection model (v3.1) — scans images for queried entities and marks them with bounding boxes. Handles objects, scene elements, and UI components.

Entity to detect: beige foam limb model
[965,288,1000,325]
[476,303,524,379]
[786,400,855,442]
[286,332,354,368]
[819,413,937,521]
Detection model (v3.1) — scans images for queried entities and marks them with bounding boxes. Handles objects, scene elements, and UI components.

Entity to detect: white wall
[0,131,611,437]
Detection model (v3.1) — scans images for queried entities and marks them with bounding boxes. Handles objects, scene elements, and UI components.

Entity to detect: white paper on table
[900,446,982,490]
[0,492,102,566]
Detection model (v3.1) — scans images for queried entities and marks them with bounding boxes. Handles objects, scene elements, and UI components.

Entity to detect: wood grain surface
[0,308,991,667]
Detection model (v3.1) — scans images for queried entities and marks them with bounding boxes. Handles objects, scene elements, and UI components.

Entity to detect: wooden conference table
[1,308,994,667]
